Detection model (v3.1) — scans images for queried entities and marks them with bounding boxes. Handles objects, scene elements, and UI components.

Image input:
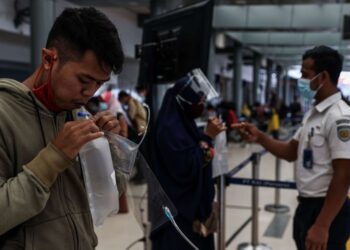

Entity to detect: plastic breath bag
[212,131,229,178]
[79,136,119,227]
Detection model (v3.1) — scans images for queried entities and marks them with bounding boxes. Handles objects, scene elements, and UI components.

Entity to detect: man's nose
[82,84,99,97]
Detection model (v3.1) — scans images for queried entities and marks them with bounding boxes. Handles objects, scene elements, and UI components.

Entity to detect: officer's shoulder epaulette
[338,101,350,116]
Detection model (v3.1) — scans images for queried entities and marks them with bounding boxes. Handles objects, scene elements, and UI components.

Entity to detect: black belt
[297,196,325,203]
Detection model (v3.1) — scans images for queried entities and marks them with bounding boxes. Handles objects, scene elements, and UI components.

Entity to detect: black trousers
[293,197,350,250]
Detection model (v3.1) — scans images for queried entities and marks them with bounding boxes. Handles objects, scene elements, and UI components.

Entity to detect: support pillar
[283,67,291,106]
[276,65,283,100]
[30,0,55,69]
[233,43,243,116]
[252,53,262,104]
[265,59,273,103]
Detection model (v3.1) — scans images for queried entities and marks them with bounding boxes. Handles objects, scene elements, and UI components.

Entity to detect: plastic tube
[162,206,199,250]
[135,104,150,147]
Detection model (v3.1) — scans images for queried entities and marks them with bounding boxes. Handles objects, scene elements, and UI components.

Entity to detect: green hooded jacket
[0,79,98,250]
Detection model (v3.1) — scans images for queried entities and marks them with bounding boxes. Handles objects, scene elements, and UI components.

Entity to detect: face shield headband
[175,68,218,107]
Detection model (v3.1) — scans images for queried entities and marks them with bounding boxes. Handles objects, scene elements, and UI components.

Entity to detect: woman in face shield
[151,72,226,250]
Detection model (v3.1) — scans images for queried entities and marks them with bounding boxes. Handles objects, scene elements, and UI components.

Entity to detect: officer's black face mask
[186,102,205,119]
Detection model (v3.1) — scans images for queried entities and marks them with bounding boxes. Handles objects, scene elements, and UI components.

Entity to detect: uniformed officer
[232,45,350,250]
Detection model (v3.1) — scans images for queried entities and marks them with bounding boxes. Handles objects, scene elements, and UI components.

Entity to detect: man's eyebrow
[81,74,110,83]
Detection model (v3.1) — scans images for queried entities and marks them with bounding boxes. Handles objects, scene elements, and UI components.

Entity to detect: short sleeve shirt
[293,92,350,197]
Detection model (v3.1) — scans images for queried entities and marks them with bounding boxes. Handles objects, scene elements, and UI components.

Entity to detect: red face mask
[32,55,62,113]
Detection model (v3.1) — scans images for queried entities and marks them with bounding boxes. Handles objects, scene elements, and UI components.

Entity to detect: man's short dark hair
[302,45,343,85]
[46,7,124,73]
[118,90,130,101]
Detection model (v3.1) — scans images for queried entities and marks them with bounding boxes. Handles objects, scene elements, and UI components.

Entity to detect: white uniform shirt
[293,92,350,197]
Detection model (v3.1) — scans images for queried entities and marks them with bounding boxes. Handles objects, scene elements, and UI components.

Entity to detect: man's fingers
[102,120,120,131]
[64,131,104,157]
[53,122,104,159]
[95,115,114,128]
[208,116,216,122]
[231,122,248,129]
[231,124,242,129]
[61,120,100,139]
[81,131,104,144]
[92,110,111,120]
[92,112,122,133]
[220,123,227,131]
[70,119,99,133]
[239,130,250,139]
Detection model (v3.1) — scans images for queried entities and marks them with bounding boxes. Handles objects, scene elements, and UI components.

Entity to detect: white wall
[118,58,140,89]
[97,7,142,59]
[97,7,142,87]
[0,0,30,63]
[0,31,30,63]
[55,1,142,59]
[242,65,253,83]
[0,0,30,36]
[214,54,232,78]
[0,0,142,66]
[54,0,78,14]
[213,54,253,82]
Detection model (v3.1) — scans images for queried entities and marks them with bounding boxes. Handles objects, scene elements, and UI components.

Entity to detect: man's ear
[320,70,331,83]
[41,48,58,70]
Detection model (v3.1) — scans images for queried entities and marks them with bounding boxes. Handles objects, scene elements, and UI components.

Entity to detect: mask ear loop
[175,95,194,113]
[310,73,324,92]
[176,75,206,108]
[33,51,56,89]
[33,65,45,89]
[310,73,321,82]
[176,75,195,101]
[43,51,56,85]
[33,65,54,91]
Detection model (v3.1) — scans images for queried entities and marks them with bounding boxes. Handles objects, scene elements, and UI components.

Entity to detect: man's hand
[231,122,261,143]
[52,120,103,159]
[117,115,128,137]
[92,111,121,134]
[137,126,146,136]
[205,117,226,139]
[304,159,350,250]
[305,224,329,250]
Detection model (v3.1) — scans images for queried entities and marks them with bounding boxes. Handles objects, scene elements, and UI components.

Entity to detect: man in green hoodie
[0,7,124,249]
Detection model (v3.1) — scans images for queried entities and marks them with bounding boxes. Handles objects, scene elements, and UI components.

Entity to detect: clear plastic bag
[212,131,229,178]
[105,132,138,177]
[79,105,177,231]
[79,137,119,227]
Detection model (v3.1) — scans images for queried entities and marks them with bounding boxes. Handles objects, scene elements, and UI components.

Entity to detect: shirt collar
[314,92,341,113]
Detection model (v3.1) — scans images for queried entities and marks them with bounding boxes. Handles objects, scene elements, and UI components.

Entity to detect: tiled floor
[96,142,299,250]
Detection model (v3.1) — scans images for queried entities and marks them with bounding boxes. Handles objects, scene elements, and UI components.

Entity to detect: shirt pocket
[311,134,330,165]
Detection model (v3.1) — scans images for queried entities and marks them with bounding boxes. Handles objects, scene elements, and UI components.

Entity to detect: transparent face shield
[103,105,177,232]
[104,136,178,232]
[128,152,178,232]
[176,68,219,105]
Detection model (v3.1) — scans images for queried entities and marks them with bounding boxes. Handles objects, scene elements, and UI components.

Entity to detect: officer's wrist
[313,220,331,230]
[255,130,265,144]
[313,213,332,229]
